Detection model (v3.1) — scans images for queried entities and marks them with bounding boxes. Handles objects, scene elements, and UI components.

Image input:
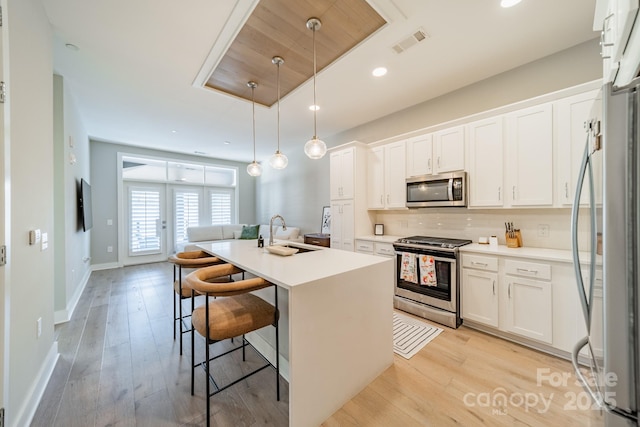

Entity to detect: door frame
[1,0,8,413]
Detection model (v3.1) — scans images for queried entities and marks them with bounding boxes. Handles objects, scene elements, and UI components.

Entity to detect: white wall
[5,0,58,425]
[256,39,602,249]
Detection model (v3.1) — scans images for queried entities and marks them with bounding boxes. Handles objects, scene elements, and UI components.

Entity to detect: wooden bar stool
[167,250,229,355]
[185,264,280,427]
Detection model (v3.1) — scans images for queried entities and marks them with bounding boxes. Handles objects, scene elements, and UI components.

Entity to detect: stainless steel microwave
[406,171,467,208]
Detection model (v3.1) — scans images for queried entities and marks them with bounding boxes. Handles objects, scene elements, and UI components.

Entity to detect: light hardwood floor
[31,262,603,426]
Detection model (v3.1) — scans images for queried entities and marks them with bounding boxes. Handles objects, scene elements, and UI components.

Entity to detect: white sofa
[176,223,301,252]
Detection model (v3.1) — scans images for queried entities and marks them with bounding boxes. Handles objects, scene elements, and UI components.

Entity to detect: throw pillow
[239,224,259,239]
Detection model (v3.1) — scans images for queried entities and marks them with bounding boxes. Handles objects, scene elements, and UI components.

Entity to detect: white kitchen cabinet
[468,116,504,207]
[367,141,406,209]
[330,200,354,251]
[555,90,602,206]
[330,147,355,200]
[354,239,374,254]
[506,103,553,206]
[462,268,499,328]
[434,125,465,174]
[461,253,554,346]
[503,259,553,344]
[405,133,433,177]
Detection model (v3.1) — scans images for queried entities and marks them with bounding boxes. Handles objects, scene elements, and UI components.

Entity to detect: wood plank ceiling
[205,0,386,107]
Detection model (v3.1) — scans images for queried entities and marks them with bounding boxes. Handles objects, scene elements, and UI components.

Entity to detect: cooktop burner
[394,235,472,249]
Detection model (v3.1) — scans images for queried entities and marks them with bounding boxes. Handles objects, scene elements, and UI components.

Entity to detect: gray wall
[90,140,257,265]
[53,75,92,321]
[255,39,602,239]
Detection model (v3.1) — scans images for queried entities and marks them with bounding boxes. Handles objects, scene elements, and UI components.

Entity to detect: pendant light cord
[277,60,281,152]
[251,84,256,162]
[312,24,318,139]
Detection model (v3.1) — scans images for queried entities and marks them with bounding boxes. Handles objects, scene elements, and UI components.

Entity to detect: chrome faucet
[269,214,287,246]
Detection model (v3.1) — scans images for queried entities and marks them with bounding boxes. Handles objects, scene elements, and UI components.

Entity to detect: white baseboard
[54,268,91,325]
[90,262,120,271]
[12,342,59,427]
[246,331,290,382]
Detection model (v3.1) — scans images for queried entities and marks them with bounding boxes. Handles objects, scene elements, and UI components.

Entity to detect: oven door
[394,247,457,313]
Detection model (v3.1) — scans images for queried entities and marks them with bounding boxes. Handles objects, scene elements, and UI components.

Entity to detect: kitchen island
[197,239,394,427]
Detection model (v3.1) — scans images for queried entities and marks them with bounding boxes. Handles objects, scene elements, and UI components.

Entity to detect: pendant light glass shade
[270,56,288,170]
[246,81,262,176]
[304,18,327,160]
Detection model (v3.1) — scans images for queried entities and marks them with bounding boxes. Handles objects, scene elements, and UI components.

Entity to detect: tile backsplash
[375,208,596,251]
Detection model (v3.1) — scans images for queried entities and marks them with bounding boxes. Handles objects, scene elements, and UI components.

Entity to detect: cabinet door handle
[498,187,501,201]
[386,195,390,204]
[380,195,383,205]
[492,280,496,296]
[512,186,516,200]
[428,158,431,169]
[565,182,569,198]
[437,157,441,168]
[508,283,511,298]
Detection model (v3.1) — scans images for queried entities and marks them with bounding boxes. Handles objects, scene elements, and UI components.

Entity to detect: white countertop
[197,239,391,290]
[460,243,597,264]
[355,234,401,243]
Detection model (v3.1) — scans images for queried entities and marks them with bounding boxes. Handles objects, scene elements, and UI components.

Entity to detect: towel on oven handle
[399,252,418,284]
[418,255,437,287]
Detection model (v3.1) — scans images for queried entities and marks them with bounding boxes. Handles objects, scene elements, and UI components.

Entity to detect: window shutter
[175,192,200,244]
[129,190,161,253]
[210,191,232,224]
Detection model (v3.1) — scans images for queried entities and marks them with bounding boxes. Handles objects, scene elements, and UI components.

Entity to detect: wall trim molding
[91,262,120,271]
[54,268,91,325]
[12,342,59,427]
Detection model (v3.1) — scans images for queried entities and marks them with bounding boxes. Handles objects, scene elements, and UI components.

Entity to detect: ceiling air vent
[391,28,429,54]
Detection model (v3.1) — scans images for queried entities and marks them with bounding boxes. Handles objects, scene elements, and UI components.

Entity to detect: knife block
[505,230,522,248]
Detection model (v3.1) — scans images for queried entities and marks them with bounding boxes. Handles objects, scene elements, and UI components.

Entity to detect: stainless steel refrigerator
[571,81,639,426]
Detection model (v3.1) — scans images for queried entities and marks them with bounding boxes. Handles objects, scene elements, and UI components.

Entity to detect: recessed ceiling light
[171,130,177,133]
[309,105,320,111]
[500,0,522,7]
[372,67,387,77]
[224,141,231,145]
[65,43,79,51]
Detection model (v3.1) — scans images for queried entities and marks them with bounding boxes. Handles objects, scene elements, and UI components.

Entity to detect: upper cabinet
[555,90,602,207]
[468,117,504,207]
[368,141,406,209]
[434,125,465,174]
[405,126,465,178]
[505,103,554,206]
[406,134,433,177]
[330,147,355,200]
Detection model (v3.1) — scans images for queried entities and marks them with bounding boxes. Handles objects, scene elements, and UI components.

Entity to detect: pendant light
[269,56,288,170]
[304,17,327,160]
[246,81,263,177]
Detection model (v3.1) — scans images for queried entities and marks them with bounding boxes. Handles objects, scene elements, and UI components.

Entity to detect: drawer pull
[516,268,538,274]
[472,261,488,267]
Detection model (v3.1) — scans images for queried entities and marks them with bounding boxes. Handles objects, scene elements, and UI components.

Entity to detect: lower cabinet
[330,200,354,251]
[461,254,554,346]
[462,269,499,328]
[503,275,552,344]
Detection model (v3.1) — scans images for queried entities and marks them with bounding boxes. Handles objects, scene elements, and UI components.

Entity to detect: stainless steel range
[393,236,471,328]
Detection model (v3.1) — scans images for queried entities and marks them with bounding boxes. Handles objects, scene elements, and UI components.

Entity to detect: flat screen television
[79,178,93,232]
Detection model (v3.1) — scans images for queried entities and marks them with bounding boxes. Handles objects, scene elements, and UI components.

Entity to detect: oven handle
[448,178,454,201]
[395,251,456,264]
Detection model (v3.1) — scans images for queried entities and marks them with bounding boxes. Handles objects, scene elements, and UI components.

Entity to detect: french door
[123,182,167,265]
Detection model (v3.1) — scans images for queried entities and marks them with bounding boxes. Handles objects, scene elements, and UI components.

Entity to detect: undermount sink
[266,242,319,256]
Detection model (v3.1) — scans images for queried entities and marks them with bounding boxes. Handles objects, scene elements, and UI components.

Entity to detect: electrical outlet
[538,224,550,238]
[107,246,113,253]
[37,317,42,338]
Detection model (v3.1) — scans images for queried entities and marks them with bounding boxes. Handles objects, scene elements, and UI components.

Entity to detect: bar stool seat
[186,264,280,427]
[167,250,231,355]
